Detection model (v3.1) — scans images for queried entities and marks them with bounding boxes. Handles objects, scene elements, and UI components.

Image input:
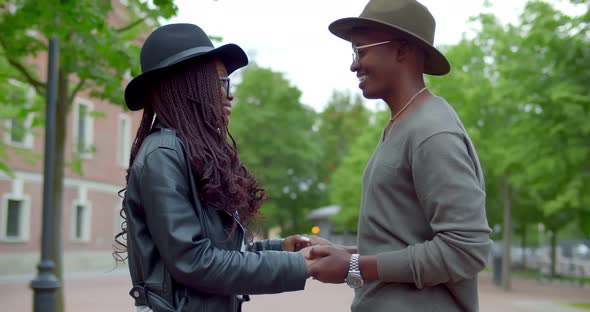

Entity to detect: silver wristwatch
[345,253,364,288]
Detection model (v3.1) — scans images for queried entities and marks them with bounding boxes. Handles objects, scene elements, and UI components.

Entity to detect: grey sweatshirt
[352,96,492,312]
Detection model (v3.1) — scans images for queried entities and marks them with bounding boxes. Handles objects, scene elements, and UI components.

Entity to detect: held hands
[304,245,351,284]
[299,246,317,277]
[287,235,351,283]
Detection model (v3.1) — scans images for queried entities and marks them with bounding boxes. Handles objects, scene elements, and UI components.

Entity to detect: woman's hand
[282,235,312,251]
[302,235,335,247]
[301,235,358,254]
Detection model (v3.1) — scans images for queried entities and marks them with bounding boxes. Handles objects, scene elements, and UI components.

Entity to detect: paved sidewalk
[477,272,589,312]
[1,270,588,311]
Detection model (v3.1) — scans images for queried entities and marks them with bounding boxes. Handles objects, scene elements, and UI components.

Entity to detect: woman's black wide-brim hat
[124,23,248,111]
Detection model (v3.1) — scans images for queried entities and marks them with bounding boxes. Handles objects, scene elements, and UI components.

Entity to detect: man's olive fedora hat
[329,0,450,76]
[124,23,248,111]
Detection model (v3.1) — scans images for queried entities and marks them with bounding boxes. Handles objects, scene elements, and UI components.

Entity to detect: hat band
[155,46,214,69]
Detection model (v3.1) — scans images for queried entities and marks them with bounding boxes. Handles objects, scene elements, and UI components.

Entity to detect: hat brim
[124,43,248,111]
[329,17,450,76]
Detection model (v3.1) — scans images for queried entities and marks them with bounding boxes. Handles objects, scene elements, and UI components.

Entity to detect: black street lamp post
[30,35,61,312]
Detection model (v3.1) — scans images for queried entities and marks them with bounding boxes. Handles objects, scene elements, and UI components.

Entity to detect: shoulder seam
[415,131,463,152]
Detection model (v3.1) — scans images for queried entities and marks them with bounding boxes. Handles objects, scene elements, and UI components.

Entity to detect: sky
[164,0,573,112]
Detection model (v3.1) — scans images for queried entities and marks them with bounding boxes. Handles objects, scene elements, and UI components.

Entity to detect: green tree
[429,0,590,287]
[230,64,323,236]
[330,109,387,230]
[506,1,590,275]
[312,90,371,211]
[0,75,42,175]
[0,1,177,310]
[316,90,370,186]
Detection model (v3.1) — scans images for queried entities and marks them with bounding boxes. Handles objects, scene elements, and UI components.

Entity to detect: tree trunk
[550,230,557,278]
[501,179,512,291]
[48,68,68,312]
[521,223,527,269]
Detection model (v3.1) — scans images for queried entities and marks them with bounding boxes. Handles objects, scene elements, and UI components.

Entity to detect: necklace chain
[390,87,427,121]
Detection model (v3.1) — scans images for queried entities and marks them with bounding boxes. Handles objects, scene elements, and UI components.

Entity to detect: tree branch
[116,17,147,33]
[7,58,45,95]
[0,37,46,95]
[68,78,86,104]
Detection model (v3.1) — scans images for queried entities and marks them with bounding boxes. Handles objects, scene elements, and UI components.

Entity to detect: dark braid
[114,58,264,262]
[153,60,265,220]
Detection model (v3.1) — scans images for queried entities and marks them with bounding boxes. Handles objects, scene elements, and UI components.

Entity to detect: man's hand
[306,245,351,284]
[299,246,318,278]
[283,235,312,251]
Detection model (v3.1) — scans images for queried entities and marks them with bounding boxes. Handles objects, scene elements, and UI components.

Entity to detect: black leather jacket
[123,126,307,311]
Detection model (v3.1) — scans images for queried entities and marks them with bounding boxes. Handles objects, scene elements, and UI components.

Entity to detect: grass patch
[512,269,540,279]
[565,302,590,310]
[510,269,590,285]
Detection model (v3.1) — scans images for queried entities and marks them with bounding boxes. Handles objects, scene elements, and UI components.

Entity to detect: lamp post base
[30,260,61,312]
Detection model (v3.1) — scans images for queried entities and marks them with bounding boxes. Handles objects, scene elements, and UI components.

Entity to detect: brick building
[0,0,143,275]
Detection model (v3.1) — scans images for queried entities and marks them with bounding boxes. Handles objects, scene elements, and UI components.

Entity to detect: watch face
[346,274,363,288]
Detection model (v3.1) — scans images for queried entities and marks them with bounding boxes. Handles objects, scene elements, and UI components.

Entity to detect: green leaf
[0,161,15,178]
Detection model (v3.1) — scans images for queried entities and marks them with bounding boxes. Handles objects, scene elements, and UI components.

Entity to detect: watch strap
[349,253,360,272]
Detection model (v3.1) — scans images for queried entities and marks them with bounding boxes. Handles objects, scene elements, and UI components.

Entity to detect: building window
[118,114,131,167]
[7,114,34,147]
[71,201,91,241]
[73,98,94,158]
[6,199,22,237]
[74,204,84,239]
[10,117,26,143]
[1,195,30,242]
[77,104,87,152]
[4,80,35,148]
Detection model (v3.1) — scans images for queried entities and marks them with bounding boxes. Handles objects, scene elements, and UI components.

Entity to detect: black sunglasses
[219,77,231,98]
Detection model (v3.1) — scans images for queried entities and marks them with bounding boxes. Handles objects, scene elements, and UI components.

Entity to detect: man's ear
[395,39,412,62]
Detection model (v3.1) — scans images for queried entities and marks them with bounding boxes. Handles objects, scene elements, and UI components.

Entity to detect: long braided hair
[113,57,264,261]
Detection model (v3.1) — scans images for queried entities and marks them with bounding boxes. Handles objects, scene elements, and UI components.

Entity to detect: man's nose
[350,59,360,72]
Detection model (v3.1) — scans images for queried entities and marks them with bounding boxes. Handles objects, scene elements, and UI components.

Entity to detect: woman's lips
[223,103,232,116]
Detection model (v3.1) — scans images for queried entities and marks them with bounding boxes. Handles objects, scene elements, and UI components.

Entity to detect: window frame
[72,98,95,159]
[0,194,30,242]
[117,113,131,168]
[3,80,35,149]
[70,200,92,242]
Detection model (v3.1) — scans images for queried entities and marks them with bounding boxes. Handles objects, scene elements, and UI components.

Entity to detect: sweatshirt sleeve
[137,146,307,295]
[376,132,492,288]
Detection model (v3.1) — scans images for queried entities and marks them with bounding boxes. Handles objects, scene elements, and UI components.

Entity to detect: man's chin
[361,89,381,100]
